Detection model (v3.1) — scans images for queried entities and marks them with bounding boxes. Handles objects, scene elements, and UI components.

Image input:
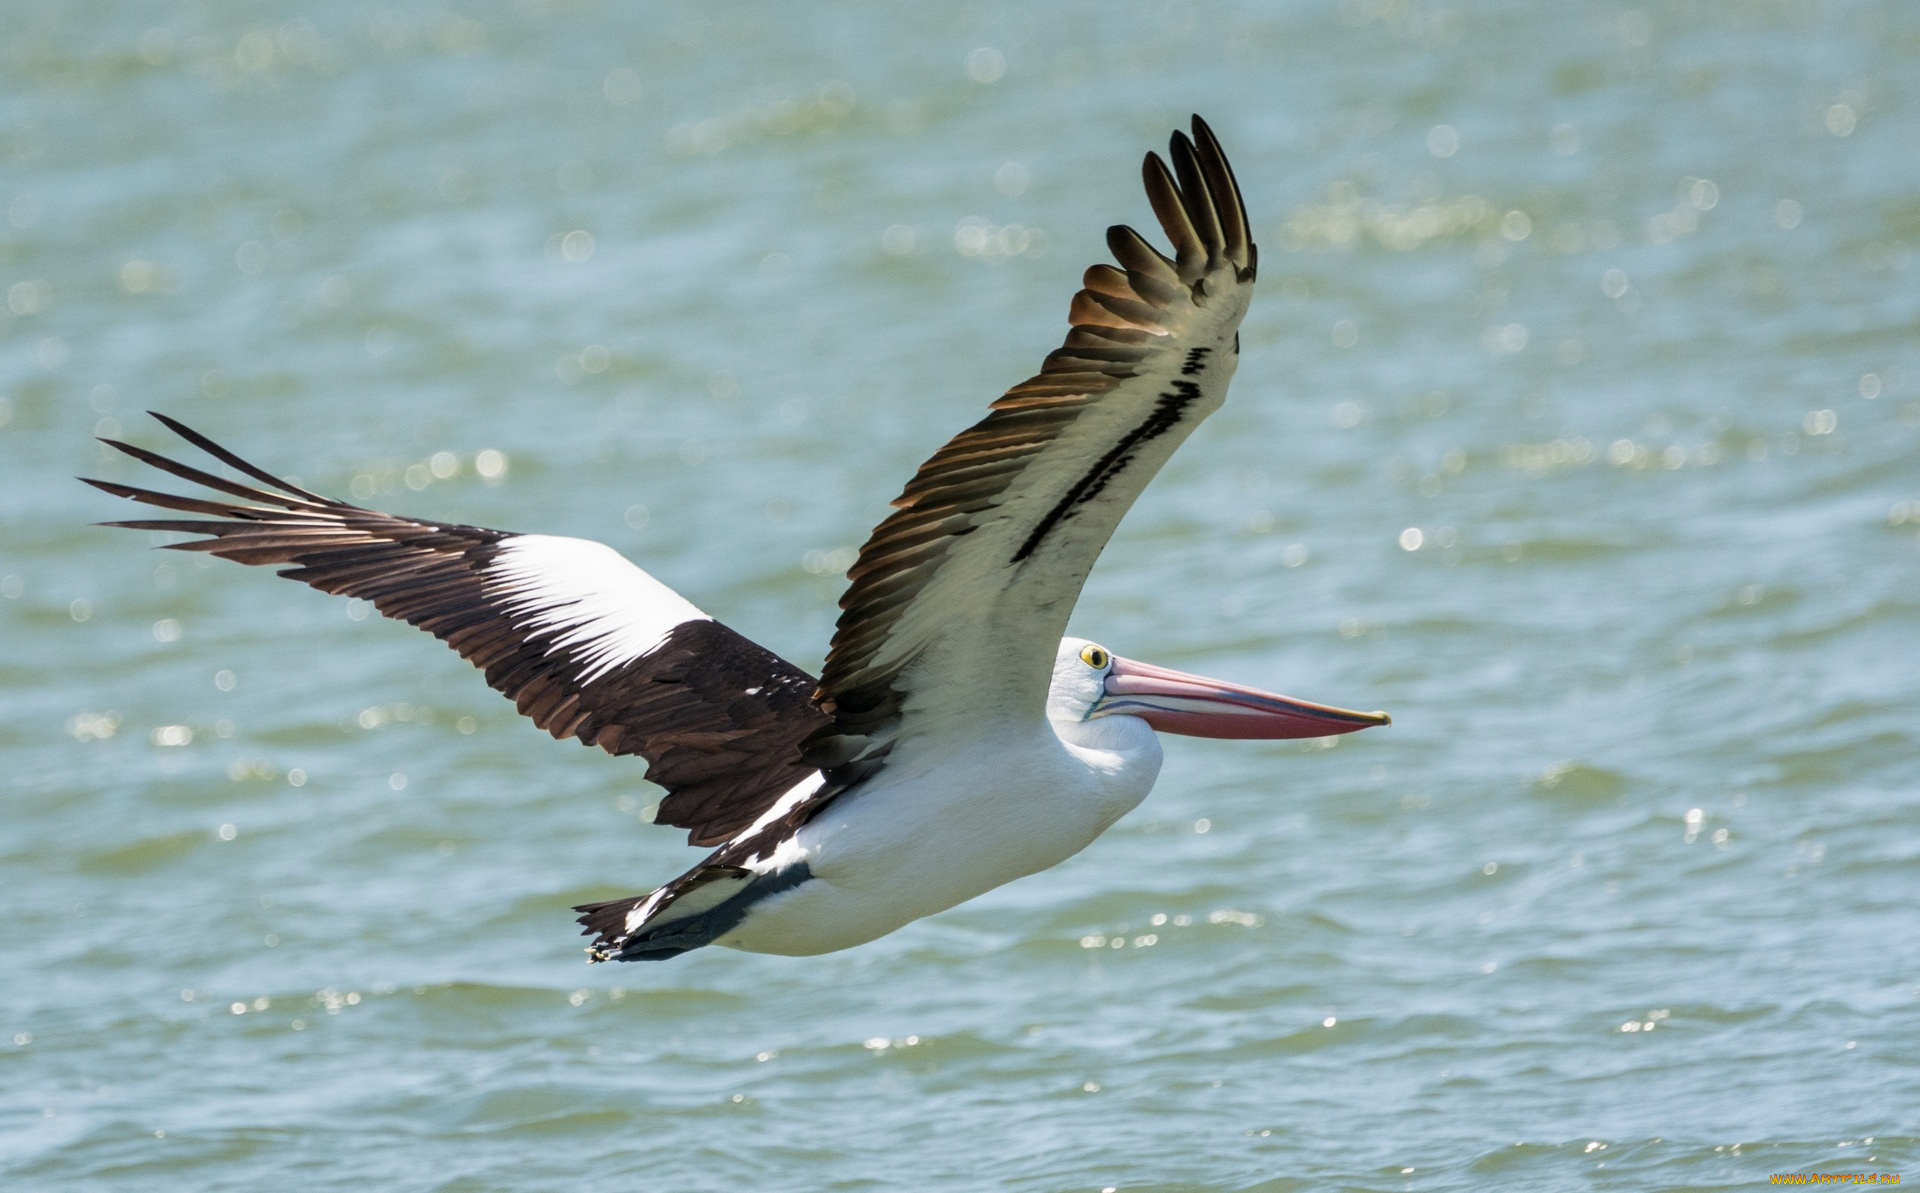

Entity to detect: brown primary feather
[1142,152,1206,281]
[1167,141,1220,266]
[1190,118,1252,270]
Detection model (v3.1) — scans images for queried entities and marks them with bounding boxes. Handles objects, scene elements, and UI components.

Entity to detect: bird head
[1048,637,1388,740]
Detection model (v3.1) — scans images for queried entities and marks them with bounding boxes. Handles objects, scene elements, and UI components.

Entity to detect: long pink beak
[1094,655,1390,740]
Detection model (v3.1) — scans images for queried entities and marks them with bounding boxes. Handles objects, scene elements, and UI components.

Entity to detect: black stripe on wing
[84,415,829,847]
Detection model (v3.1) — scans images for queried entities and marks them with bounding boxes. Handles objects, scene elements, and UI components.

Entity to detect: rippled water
[5,3,1918,1190]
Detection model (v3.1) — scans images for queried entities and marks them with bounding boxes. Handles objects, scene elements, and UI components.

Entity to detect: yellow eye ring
[1079,645,1110,669]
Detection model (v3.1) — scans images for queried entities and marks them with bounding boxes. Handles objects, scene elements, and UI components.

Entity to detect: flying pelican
[88,117,1388,963]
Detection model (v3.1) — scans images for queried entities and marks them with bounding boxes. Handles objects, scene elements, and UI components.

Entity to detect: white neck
[1049,711,1164,824]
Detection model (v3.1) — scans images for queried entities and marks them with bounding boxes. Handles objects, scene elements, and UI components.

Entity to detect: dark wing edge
[803,115,1257,782]
[83,414,829,847]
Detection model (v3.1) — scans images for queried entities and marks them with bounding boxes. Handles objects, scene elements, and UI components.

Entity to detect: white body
[716,712,1162,955]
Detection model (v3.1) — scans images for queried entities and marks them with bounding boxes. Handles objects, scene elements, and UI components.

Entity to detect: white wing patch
[614,771,826,937]
[736,771,826,842]
[488,535,709,681]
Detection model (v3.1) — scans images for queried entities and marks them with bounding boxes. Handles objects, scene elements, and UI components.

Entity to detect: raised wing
[807,116,1257,783]
[85,415,827,847]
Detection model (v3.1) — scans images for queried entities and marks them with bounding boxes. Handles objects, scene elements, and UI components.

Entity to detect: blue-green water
[5,3,1918,1189]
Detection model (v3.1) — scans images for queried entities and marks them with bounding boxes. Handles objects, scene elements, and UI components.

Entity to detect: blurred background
[3,2,1916,1190]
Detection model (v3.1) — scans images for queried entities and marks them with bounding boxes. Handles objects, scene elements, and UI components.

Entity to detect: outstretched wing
[84,415,828,847]
[806,116,1257,783]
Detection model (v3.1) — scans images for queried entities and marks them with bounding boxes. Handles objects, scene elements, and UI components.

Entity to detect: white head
[1047,637,1116,724]
[1047,636,1389,740]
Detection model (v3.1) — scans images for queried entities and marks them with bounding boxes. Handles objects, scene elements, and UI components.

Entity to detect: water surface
[3,3,1918,1190]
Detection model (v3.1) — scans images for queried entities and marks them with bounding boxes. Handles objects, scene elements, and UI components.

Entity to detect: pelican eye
[1079,645,1110,670]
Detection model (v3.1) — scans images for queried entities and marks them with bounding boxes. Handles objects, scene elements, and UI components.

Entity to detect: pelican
[89,117,1387,962]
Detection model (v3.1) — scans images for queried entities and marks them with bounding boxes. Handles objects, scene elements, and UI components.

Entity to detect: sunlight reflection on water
[3,2,1918,1190]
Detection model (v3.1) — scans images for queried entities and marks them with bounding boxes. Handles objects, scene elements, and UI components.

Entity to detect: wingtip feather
[79,475,132,497]
[1167,129,1225,265]
[1187,115,1254,275]
[146,411,334,504]
[1141,150,1206,283]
